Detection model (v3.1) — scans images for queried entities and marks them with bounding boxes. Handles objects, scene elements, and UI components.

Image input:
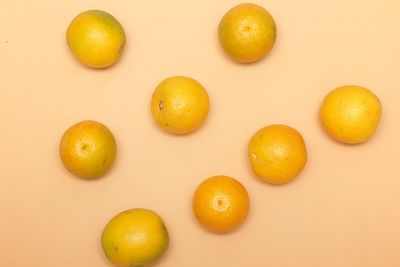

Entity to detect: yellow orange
[193,175,250,234]
[59,120,116,179]
[66,10,126,68]
[320,85,382,144]
[248,124,307,184]
[218,3,277,63]
[151,76,210,134]
[101,208,169,267]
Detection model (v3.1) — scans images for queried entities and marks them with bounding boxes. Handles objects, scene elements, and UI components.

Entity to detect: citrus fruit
[248,124,307,184]
[151,76,210,134]
[319,85,382,144]
[59,120,116,179]
[101,208,169,267]
[192,175,250,234]
[218,3,277,63]
[66,10,126,68]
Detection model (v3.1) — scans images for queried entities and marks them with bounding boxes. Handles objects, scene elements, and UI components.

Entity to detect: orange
[320,85,382,144]
[101,208,169,267]
[66,10,126,68]
[192,175,250,234]
[151,76,210,134]
[59,120,116,179]
[218,3,277,63]
[248,124,307,184]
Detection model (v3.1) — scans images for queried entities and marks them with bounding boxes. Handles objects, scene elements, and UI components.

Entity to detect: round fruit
[101,208,169,267]
[218,3,277,63]
[59,120,116,179]
[151,76,210,134]
[66,10,126,68]
[320,85,382,144]
[248,125,307,184]
[193,175,250,234]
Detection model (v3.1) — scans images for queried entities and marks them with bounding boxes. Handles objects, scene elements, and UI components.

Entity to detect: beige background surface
[1,0,400,266]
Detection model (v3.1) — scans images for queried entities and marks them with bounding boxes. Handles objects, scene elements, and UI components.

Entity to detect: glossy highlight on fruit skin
[193,175,250,234]
[218,3,277,63]
[320,85,382,144]
[59,120,116,179]
[101,208,169,267]
[66,10,126,68]
[248,125,307,184]
[151,76,210,135]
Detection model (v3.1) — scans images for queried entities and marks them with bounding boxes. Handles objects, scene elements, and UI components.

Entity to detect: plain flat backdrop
[1,0,400,266]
